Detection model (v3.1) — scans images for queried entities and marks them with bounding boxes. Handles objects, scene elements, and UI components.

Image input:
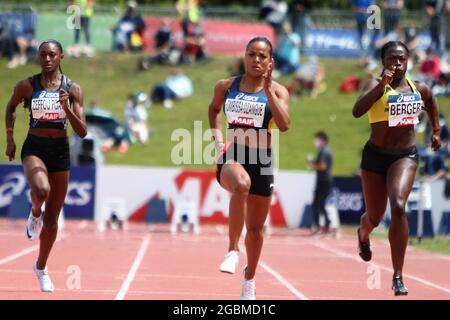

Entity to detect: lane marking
[0,245,40,266]
[259,260,309,300]
[115,235,150,300]
[313,242,450,295]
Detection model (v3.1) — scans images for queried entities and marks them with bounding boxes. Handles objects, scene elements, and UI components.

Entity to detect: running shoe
[33,263,55,292]
[392,275,408,296]
[357,228,372,262]
[240,266,256,300]
[219,250,239,274]
[25,209,43,241]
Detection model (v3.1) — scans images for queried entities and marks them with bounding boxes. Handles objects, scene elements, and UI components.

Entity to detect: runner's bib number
[30,92,66,122]
[388,93,424,127]
[224,98,266,128]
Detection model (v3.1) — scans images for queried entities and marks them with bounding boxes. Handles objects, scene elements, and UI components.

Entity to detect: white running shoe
[219,250,239,274]
[25,210,42,241]
[240,266,256,300]
[33,263,55,292]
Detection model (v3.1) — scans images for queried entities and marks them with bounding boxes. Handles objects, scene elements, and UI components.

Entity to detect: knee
[367,215,381,228]
[43,213,58,231]
[32,185,50,203]
[233,176,251,195]
[391,198,407,218]
[246,225,263,239]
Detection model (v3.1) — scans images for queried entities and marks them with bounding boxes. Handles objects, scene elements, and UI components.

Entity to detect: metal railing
[0,2,428,29]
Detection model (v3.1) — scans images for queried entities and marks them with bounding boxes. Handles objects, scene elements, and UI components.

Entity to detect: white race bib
[224,98,266,128]
[387,93,423,127]
[31,93,66,122]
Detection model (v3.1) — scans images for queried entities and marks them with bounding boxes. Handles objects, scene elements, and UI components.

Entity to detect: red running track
[0,218,449,300]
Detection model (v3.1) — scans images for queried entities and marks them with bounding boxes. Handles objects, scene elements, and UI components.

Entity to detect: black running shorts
[21,133,70,172]
[360,141,419,176]
[216,143,274,197]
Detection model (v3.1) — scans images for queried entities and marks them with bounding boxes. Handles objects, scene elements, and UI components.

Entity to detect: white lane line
[259,260,309,300]
[0,245,40,266]
[213,222,308,299]
[215,225,226,235]
[313,242,450,295]
[115,235,150,300]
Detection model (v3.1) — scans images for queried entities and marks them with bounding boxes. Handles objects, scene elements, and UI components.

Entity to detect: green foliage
[1,53,448,175]
[4,0,425,10]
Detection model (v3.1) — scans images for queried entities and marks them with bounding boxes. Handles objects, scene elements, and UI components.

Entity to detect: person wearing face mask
[307,131,333,235]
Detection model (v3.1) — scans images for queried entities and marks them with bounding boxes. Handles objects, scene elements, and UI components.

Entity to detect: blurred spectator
[69,0,95,46]
[425,0,447,55]
[0,13,38,69]
[272,22,301,76]
[124,92,150,144]
[414,47,450,97]
[181,23,208,64]
[84,100,131,154]
[150,69,193,109]
[0,17,19,68]
[419,47,442,84]
[112,0,146,52]
[288,55,325,99]
[289,0,312,55]
[420,148,448,181]
[138,20,182,70]
[307,131,334,235]
[352,0,374,51]
[5,28,38,69]
[176,0,201,39]
[260,0,288,38]
[229,56,245,76]
[382,1,404,34]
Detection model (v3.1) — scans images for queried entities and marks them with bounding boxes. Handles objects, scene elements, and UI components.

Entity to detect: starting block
[170,199,200,235]
[97,198,128,232]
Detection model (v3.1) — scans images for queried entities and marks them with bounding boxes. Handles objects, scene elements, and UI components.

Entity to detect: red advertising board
[143,17,275,55]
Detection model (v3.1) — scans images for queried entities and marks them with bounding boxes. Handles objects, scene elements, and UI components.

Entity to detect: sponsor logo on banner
[329,177,366,224]
[128,169,287,226]
[0,171,27,210]
[0,164,95,218]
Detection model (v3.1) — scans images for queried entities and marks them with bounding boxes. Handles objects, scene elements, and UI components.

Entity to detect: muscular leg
[37,171,69,270]
[244,194,271,280]
[386,159,417,277]
[220,162,251,252]
[23,156,50,218]
[359,169,388,242]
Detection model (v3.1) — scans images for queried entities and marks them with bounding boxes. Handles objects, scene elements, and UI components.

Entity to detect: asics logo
[235,93,259,102]
[396,95,416,103]
[38,91,59,99]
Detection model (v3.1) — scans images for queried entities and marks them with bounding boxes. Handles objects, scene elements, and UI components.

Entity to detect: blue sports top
[223,76,276,133]
[26,73,73,130]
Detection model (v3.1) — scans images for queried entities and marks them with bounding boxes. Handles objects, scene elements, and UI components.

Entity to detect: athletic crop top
[223,76,276,133]
[26,73,73,130]
[368,77,424,127]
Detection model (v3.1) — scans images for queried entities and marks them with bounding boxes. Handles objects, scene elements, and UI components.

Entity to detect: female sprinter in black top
[209,37,290,300]
[5,40,87,292]
[352,41,441,296]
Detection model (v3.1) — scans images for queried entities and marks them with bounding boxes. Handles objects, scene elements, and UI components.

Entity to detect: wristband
[432,127,441,133]
[6,128,13,133]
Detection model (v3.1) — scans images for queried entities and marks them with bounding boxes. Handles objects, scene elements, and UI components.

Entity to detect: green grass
[1,53,449,174]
